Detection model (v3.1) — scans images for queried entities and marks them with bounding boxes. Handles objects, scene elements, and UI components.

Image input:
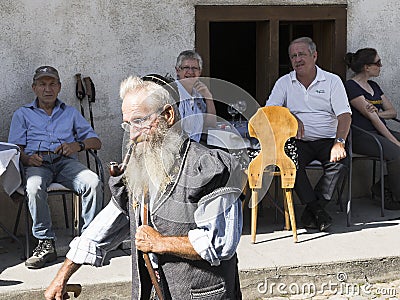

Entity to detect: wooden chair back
[248,106,298,189]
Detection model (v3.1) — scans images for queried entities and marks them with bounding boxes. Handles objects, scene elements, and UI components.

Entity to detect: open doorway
[209,22,256,120]
[196,4,347,113]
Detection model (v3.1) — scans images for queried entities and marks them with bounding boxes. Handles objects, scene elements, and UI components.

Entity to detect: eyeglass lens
[121,108,163,133]
[180,66,200,72]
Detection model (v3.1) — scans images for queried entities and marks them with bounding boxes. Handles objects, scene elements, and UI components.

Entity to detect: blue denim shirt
[8,99,98,155]
[66,192,242,267]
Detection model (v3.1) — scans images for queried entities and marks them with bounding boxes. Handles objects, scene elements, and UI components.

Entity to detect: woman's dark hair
[344,48,378,73]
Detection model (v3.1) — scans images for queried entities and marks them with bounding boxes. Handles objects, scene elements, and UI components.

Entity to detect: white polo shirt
[266,66,351,141]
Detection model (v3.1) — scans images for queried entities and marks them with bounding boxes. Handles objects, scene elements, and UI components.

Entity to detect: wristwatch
[78,141,85,152]
[335,138,346,145]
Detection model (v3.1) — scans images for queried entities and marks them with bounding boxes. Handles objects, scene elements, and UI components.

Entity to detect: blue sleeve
[66,200,130,266]
[8,108,27,146]
[72,108,99,140]
[188,192,242,266]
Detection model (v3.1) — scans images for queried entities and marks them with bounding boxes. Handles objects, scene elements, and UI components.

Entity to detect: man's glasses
[36,139,64,164]
[121,107,165,133]
[369,59,382,67]
[179,66,200,72]
[289,52,310,60]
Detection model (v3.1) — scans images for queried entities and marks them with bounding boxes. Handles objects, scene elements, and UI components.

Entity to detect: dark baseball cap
[33,66,60,81]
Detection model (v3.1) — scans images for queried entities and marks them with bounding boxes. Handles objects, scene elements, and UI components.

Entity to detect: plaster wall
[1,0,399,234]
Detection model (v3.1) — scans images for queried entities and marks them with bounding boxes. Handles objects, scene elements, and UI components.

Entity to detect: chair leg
[284,188,297,243]
[283,196,290,231]
[275,177,279,223]
[24,198,30,259]
[13,198,23,235]
[372,160,376,186]
[13,197,29,259]
[241,183,250,212]
[251,189,258,244]
[62,194,69,228]
[347,160,352,227]
[379,161,385,217]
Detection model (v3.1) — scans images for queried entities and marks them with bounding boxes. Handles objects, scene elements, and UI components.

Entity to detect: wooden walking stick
[142,200,164,300]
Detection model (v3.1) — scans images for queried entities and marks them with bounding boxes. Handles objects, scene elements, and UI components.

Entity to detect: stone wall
[1,0,399,235]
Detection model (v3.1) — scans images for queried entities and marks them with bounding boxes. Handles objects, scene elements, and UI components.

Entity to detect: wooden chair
[12,150,104,258]
[247,106,298,243]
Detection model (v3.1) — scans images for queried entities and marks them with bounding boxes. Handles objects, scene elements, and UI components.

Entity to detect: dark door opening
[207,21,333,119]
[279,23,314,76]
[209,22,256,120]
[196,5,347,106]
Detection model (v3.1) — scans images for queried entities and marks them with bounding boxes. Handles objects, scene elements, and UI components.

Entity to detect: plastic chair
[351,124,385,219]
[351,118,400,220]
[247,106,298,243]
[13,150,104,259]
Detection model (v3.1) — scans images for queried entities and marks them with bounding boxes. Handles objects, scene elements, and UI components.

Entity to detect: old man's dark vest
[110,140,245,299]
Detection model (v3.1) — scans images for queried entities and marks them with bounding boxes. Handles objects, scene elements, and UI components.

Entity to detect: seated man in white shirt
[265,37,351,232]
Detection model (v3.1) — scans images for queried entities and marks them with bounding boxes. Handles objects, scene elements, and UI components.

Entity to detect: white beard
[124,120,183,201]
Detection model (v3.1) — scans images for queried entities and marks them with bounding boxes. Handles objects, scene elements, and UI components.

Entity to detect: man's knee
[323,161,348,174]
[79,169,101,190]
[26,176,48,197]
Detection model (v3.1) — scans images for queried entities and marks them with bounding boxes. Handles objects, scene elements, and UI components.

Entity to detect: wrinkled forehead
[121,90,153,119]
[289,42,309,54]
[181,58,200,67]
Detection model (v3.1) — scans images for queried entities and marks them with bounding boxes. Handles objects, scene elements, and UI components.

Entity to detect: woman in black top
[345,48,400,209]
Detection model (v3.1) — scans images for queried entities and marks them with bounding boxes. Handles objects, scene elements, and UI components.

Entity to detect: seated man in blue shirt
[8,66,103,269]
[45,76,244,300]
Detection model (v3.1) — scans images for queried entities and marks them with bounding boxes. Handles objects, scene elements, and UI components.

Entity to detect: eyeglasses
[289,52,310,60]
[121,107,165,133]
[36,139,64,164]
[179,66,200,72]
[369,59,382,67]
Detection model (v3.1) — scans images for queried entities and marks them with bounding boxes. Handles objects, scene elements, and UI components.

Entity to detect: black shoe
[314,209,332,232]
[301,206,317,229]
[25,239,57,269]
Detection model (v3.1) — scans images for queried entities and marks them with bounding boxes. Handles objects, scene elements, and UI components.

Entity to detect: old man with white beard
[45,76,245,300]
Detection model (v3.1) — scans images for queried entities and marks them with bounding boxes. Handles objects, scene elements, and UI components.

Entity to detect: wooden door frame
[195,5,347,104]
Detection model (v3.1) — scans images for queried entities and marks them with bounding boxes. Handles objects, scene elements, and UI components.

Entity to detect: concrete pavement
[1,196,400,299]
